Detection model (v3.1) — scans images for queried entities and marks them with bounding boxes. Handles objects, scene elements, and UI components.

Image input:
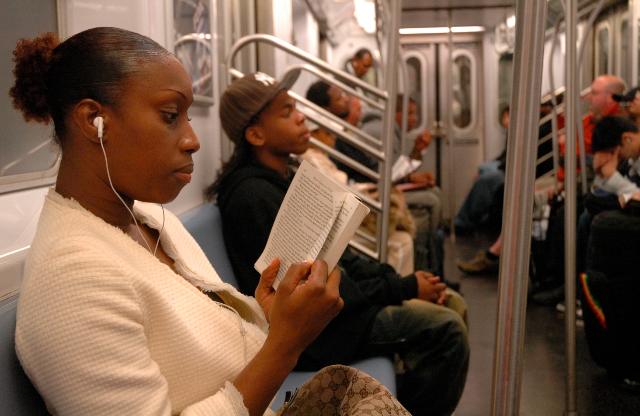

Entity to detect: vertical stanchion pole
[564,0,579,414]
[491,1,547,415]
[377,0,401,263]
[446,10,457,243]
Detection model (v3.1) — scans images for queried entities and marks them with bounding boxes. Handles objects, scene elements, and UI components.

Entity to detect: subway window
[620,19,629,84]
[406,56,423,129]
[1,1,59,193]
[452,53,473,129]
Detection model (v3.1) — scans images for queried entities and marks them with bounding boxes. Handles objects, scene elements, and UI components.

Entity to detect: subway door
[439,43,484,221]
[402,45,437,177]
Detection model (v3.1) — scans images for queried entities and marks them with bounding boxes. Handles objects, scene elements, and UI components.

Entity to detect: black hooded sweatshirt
[216,159,418,370]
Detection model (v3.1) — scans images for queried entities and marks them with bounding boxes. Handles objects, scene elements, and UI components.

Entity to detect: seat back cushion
[180,203,239,289]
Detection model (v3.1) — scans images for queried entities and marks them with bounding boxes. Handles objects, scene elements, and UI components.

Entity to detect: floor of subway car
[447,232,640,416]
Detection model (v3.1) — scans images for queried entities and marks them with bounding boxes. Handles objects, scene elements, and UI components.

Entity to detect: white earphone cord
[99,131,164,256]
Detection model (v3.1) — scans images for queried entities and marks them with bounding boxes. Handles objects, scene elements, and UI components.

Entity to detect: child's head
[592,116,638,155]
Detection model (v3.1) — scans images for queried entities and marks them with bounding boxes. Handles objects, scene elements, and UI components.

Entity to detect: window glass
[453,54,472,129]
[621,19,629,85]
[498,53,514,120]
[597,27,610,75]
[406,56,422,129]
[1,1,59,191]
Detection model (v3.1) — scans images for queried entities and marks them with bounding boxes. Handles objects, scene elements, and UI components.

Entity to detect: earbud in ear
[93,116,104,140]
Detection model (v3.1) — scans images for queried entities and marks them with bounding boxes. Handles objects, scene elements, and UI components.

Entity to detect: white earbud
[93,116,104,140]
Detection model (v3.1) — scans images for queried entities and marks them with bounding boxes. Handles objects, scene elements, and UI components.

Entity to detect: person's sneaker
[555,301,583,321]
[621,378,640,393]
[456,250,499,275]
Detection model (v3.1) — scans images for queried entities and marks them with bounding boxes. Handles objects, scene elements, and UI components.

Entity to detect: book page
[255,161,346,288]
[317,193,370,270]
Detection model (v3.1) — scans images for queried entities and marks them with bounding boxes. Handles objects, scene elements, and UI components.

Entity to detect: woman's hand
[233,261,343,416]
[265,260,343,358]
[255,258,281,322]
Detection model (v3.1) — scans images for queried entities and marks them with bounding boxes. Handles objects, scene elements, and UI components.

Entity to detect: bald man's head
[588,75,626,118]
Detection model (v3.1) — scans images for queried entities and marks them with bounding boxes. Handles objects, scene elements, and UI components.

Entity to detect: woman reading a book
[11,28,409,415]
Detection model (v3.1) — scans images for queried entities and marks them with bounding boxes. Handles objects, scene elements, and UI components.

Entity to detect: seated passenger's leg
[363,299,470,416]
[454,170,505,231]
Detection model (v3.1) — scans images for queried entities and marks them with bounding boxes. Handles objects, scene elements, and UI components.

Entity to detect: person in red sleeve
[557,75,626,183]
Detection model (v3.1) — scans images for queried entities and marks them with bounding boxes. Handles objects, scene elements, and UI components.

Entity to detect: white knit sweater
[16,190,273,415]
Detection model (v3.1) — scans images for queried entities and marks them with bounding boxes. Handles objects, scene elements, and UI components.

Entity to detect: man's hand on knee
[415,271,447,304]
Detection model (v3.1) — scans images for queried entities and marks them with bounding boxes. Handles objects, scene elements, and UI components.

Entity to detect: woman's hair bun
[10,32,59,123]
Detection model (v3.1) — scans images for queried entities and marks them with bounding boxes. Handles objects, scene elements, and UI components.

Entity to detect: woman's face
[102,56,199,204]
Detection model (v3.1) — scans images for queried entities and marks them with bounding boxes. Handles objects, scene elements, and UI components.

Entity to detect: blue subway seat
[0,295,48,415]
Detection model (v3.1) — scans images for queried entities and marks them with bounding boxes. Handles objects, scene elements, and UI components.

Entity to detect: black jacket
[216,159,418,369]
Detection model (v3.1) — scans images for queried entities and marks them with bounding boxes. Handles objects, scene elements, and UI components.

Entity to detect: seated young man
[588,116,640,210]
[208,72,469,416]
[576,116,640,271]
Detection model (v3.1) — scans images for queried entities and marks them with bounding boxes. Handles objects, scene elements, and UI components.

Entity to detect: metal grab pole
[399,55,410,154]
[491,1,547,415]
[446,10,457,242]
[377,0,401,264]
[549,19,562,189]
[564,0,579,414]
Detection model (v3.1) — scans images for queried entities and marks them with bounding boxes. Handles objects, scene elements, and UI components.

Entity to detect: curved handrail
[286,63,384,111]
[227,34,388,100]
[289,91,384,159]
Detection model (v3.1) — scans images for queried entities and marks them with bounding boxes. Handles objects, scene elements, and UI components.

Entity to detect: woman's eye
[162,111,179,124]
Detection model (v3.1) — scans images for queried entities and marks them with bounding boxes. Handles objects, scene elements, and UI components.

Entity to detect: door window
[621,18,629,84]
[406,56,423,129]
[452,52,475,130]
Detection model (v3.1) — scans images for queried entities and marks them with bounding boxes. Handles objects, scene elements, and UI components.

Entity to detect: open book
[255,160,370,289]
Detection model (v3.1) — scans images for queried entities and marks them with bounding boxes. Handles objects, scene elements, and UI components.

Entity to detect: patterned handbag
[276,365,410,415]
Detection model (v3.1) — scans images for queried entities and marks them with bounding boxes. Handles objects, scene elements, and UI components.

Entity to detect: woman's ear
[71,99,105,144]
[245,125,266,147]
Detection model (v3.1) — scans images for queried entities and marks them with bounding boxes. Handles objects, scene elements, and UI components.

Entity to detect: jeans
[454,170,505,230]
[363,296,470,416]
